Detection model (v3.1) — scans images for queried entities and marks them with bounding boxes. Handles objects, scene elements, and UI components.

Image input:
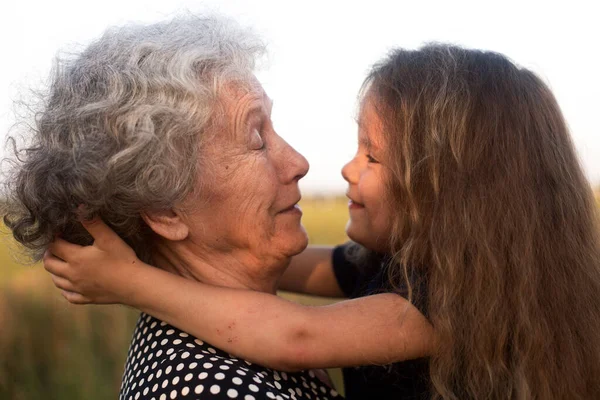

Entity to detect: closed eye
[366,154,379,163]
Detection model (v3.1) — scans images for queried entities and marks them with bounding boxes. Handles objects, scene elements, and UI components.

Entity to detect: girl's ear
[141,209,189,241]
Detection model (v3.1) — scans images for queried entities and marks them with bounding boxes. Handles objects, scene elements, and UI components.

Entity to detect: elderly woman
[3,16,342,399]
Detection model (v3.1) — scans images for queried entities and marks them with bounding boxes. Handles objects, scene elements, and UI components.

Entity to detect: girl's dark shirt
[332,244,430,400]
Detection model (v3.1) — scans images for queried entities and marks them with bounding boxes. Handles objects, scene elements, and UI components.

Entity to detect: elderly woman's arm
[45,220,435,372]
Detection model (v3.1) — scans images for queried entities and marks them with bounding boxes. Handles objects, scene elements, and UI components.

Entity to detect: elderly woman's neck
[151,241,288,295]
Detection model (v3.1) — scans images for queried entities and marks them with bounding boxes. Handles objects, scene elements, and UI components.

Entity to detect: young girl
[43,44,600,399]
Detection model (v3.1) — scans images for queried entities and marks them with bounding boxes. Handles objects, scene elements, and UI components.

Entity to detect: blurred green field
[0,196,349,400]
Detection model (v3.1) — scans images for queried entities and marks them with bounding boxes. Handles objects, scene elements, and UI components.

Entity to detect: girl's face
[342,96,393,253]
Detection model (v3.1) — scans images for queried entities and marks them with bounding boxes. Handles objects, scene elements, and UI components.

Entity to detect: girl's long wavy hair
[365,44,600,399]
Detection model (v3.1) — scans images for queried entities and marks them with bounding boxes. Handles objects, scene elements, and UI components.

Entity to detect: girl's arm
[44,218,435,372]
[278,245,345,298]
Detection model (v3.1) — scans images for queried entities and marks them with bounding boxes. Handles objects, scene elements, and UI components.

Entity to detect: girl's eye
[366,154,379,163]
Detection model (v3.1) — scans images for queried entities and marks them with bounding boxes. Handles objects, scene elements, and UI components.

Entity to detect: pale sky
[1,0,598,194]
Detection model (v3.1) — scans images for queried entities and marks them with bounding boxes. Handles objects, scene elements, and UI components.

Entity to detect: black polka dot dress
[119,313,343,400]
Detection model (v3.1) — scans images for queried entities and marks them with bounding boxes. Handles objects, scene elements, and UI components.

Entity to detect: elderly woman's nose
[278,141,309,182]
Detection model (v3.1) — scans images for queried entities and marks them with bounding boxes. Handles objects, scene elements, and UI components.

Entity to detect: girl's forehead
[357,98,385,150]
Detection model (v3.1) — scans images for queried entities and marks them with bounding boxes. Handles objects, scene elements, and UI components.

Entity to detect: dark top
[119,313,342,400]
[332,244,430,400]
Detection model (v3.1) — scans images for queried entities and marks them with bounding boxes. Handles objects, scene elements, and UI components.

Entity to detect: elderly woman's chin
[275,212,309,257]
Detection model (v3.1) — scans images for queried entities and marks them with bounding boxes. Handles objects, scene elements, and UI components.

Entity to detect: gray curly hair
[2,15,266,263]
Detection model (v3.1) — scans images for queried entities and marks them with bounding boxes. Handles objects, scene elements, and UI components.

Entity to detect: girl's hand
[43,217,143,305]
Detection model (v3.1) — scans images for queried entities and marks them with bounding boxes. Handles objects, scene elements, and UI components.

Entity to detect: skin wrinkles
[150,79,309,295]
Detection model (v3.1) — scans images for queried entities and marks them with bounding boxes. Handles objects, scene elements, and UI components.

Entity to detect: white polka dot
[152,384,158,392]
[167,329,175,335]
[219,365,230,370]
[295,388,302,396]
[166,366,172,374]
[210,357,219,361]
[186,343,195,348]
[169,353,177,360]
[181,351,190,359]
[227,388,238,398]
[274,381,282,390]
[144,388,149,396]
[173,339,182,345]
[189,362,198,369]
[208,347,217,354]
[151,321,157,328]
[172,376,180,385]
[244,396,255,400]
[162,378,169,388]
[156,330,163,336]
[157,350,163,357]
[160,394,166,400]
[161,339,168,345]
[135,392,140,400]
[194,354,204,360]
[215,373,225,380]
[266,392,276,399]
[157,370,163,378]
[179,332,189,337]
[203,363,213,369]
[253,376,262,383]
[236,370,247,376]
[184,373,193,381]
[194,385,204,394]
[181,387,189,396]
[199,372,208,380]
[249,384,259,392]
[232,377,243,385]
[210,385,221,394]
[170,389,177,399]
[166,348,174,355]
[149,374,154,382]
[152,362,158,369]
[194,339,204,345]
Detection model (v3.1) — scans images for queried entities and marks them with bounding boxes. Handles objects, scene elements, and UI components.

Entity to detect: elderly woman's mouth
[279,204,302,215]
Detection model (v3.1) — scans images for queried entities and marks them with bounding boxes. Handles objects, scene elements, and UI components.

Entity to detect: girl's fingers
[43,250,70,278]
[49,273,77,292]
[47,238,83,262]
[79,216,125,250]
[61,290,90,305]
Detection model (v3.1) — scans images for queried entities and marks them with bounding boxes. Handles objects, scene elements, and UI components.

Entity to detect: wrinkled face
[182,79,309,267]
[342,96,392,253]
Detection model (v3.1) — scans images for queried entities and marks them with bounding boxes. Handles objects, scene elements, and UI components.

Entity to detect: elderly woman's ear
[141,209,189,241]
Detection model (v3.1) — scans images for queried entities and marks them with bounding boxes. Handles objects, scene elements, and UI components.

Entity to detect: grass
[0,196,350,399]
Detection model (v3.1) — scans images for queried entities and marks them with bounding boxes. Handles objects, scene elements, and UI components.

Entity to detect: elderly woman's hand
[43,217,143,305]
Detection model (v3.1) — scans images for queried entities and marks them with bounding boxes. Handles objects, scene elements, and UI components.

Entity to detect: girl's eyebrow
[359,135,372,149]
